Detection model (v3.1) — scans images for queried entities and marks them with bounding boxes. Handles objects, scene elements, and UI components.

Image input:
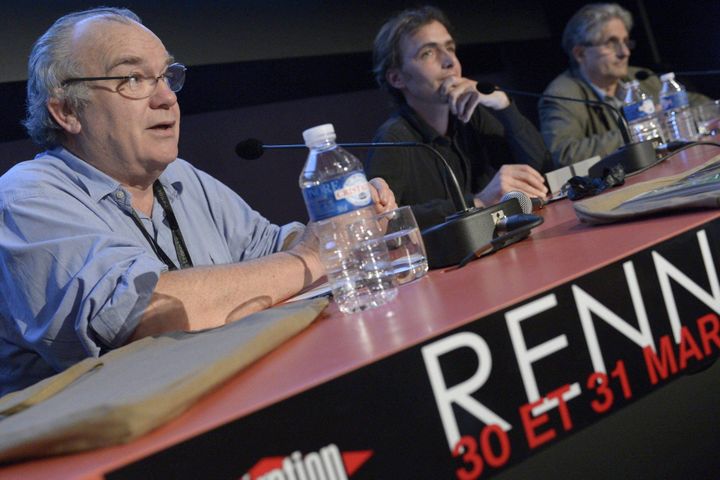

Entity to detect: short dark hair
[372,6,452,104]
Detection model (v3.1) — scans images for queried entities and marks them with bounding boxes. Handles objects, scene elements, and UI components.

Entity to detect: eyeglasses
[582,38,636,52]
[62,63,186,99]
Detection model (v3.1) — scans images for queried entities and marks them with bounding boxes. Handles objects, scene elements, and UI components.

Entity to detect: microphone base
[588,140,657,177]
[421,198,524,268]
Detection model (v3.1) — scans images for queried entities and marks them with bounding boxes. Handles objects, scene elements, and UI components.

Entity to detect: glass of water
[693,99,720,136]
[377,206,428,284]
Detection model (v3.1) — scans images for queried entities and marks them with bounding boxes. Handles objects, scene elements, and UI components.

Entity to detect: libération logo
[241,444,373,480]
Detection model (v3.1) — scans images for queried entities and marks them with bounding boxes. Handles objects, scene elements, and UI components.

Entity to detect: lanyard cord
[128,181,194,271]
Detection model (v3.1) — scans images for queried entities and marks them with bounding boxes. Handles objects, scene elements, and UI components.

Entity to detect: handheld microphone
[456,190,545,268]
[495,213,543,232]
[456,212,544,268]
[500,190,544,213]
[479,82,656,177]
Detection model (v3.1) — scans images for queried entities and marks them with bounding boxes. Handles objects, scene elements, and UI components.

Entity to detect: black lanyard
[128,181,193,271]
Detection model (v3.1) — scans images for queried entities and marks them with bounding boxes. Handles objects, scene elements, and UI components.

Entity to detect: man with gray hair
[538,2,708,167]
[0,7,395,395]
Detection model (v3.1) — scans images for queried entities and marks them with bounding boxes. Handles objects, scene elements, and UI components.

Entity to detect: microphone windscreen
[500,191,533,214]
[235,138,264,159]
[476,82,497,95]
[634,70,652,81]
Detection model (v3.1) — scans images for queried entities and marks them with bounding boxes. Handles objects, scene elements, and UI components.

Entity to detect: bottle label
[623,99,655,122]
[661,91,689,110]
[302,172,372,221]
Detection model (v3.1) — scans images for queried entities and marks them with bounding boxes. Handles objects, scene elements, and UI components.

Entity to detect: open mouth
[149,122,174,131]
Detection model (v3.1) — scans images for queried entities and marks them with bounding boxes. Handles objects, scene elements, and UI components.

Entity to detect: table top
[2,143,719,480]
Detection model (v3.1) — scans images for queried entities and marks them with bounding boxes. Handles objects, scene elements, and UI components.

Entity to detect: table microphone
[477,82,657,176]
[236,138,470,213]
[635,69,720,80]
[457,191,544,268]
[235,137,527,268]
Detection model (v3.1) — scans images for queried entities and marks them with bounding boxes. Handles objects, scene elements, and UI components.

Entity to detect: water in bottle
[622,80,664,147]
[299,123,397,313]
[659,72,698,142]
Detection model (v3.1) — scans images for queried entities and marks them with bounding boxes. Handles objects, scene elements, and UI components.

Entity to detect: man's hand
[440,76,510,123]
[369,177,398,214]
[473,164,548,208]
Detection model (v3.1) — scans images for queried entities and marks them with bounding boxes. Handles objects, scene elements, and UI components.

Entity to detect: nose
[440,48,455,69]
[617,42,630,58]
[150,77,177,109]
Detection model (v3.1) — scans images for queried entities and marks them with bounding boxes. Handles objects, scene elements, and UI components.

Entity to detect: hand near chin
[440,76,510,123]
[473,164,548,208]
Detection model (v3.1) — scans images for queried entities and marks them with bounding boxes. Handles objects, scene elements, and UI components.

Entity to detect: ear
[386,68,405,90]
[571,45,586,67]
[47,95,82,135]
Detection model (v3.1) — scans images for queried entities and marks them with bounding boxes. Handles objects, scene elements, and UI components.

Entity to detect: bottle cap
[302,124,336,147]
[628,79,639,88]
[659,72,675,82]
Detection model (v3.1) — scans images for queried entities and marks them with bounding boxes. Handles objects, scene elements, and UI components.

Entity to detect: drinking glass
[377,206,428,284]
[693,100,720,136]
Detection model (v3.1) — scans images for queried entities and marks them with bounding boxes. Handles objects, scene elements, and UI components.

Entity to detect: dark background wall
[1,0,718,224]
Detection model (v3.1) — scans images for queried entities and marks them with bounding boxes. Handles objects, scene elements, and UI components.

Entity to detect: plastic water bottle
[299,123,397,313]
[659,72,698,142]
[622,80,664,146]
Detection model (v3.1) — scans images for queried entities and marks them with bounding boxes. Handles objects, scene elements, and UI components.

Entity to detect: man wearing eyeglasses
[538,3,708,167]
[0,7,396,395]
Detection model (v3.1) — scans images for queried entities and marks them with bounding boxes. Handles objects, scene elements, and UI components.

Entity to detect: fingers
[440,77,509,121]
[368,177,398,213]
[440,77,479,120]
[458,92,482,123]
[496,165,548,199]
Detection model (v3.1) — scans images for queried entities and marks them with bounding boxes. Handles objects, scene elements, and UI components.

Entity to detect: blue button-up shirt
[0,148,302,395]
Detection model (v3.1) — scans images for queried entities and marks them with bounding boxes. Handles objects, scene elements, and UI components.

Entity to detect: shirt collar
[46,147,180,204]
[578,71,628,109]
[399,103,454,145]
[46,147,121,203]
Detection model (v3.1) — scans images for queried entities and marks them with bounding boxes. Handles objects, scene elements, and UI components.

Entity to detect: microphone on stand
[236,138,471,213]
[635,69,720,80]
[478,82,657,177]
[235,138,537,268]
[476,82,631,144]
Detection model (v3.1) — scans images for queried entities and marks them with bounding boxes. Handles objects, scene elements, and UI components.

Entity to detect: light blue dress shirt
[0,148,302,395]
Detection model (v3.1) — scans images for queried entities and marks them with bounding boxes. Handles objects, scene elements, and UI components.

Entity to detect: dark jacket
[365,103,551,229]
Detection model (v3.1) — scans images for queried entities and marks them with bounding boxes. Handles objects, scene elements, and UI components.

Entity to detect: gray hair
[373,6,452,105]
[23,8,141,148]
[562,3,633,66]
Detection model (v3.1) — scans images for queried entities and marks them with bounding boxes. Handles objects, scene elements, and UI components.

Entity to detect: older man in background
[539,2,708,167]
